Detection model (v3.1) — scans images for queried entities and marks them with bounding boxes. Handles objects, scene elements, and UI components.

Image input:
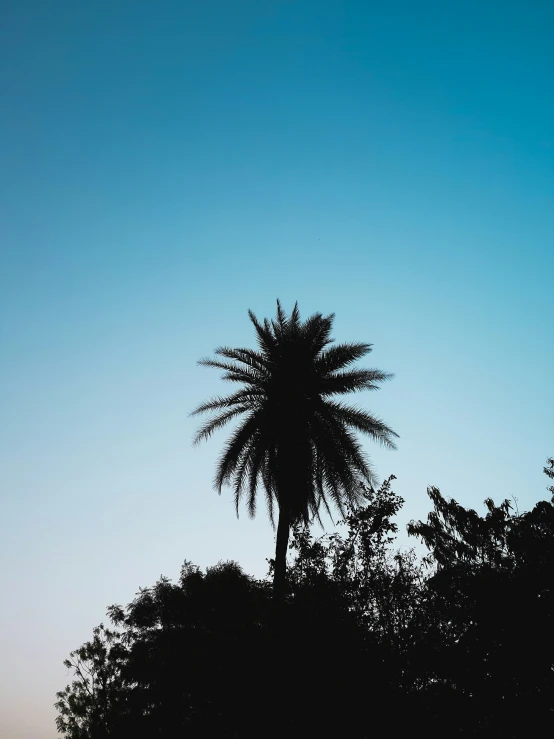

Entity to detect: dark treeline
[56,459,554,738]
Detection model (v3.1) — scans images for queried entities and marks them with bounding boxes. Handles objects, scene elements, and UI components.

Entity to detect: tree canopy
[56,460,554,738]
[192,301,397,600]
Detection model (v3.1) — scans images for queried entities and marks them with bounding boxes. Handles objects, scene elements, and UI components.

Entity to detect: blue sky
[1,1,553,736]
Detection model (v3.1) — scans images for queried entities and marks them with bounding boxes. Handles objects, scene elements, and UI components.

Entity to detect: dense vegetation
[55,304,552,736]
[55,459,554,737]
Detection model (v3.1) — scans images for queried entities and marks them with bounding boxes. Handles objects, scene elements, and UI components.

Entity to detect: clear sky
[1,1,552,736]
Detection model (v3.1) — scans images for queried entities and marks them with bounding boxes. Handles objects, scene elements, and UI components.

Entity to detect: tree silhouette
[545,456,554,495]
[191,301,398,601]
[55,481,416,739]
[55,459,554,737]
[407,464,554,736]
[54,624,127,739]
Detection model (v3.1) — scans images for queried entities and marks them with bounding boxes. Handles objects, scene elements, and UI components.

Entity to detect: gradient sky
[1,1,553,736]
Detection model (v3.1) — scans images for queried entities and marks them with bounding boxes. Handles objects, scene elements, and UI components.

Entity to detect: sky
[0,1,553,736]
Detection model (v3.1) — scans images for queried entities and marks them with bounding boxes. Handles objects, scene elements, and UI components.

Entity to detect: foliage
[407,467,554,735]
[56,460,554,737]
[288,475,425,649]
[54,625,127,739]
[191,300,397,598]
[545,456,554,494]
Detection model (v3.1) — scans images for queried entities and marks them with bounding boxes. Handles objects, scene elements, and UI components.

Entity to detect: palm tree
[191,301,398,602]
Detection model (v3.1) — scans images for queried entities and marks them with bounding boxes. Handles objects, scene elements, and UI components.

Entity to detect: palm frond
[190,389,262,416]
[248,310,277,357]
[301,312,334,355]
[321,368,394,395]
[246,440,269,518]
[262,448,278,527]
[326,401,399,449]
[197,358,262,385]
[313,446,334,523]
[312,407,375,488]
[214,410,262,492]
[315,343,373,373]
[272,300,287,341]
[231,430,262,517]
[214,347,268,373]
[289,301,301,330]
[192,404,250,445]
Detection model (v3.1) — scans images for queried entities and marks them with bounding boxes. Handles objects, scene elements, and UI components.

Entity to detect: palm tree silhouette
[192,301,398,602]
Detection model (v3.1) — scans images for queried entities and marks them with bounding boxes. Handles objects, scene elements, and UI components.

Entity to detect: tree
[545,456,554,495]
[54,624,128,739]
[56,562,277,739]
[191,301,398,601]
[406,459,554,736]
[55,483,418,739]
[55,459,554,737]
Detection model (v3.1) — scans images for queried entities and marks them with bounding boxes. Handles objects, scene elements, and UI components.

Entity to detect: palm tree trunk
[273,507,290,603]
